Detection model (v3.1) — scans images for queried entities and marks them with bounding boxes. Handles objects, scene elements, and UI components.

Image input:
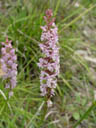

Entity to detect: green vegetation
[0,0,96,127]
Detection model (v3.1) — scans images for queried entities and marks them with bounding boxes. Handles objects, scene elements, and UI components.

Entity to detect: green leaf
[73,112,80,120]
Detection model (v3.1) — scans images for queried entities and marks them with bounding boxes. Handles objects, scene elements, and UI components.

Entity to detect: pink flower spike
[38,9,60,107]
[40,26,46,31]
[6,37,9,43]
[0,37,17,98]
[46,9,53,17]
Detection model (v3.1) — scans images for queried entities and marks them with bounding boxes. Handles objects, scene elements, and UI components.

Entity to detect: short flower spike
[0,37,17,98]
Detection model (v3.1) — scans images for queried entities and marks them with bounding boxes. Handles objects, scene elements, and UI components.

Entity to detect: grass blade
[59,4,96,33]
[73,101,96,128]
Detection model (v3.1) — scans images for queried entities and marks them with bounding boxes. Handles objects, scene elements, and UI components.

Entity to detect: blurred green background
[0,0,96,128]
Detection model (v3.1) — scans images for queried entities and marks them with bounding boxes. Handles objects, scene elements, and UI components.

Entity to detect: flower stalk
[38,9,60,107]
[0,37,17,98]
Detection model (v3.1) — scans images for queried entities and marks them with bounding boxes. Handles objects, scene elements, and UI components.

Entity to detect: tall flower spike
[0,37,17,98]
[38,9,60,107]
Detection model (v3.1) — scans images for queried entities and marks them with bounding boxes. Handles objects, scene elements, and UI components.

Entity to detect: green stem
[73,101,96,128]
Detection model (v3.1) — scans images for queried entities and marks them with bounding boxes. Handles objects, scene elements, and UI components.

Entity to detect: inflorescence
[38,9,60,107]
[0,37,17,98]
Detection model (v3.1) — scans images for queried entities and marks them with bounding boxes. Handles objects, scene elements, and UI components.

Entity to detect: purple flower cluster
[38,9,60,107]
[0,37,17,98]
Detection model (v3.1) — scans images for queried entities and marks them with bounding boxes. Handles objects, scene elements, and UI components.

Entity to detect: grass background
[0,0,96,128]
